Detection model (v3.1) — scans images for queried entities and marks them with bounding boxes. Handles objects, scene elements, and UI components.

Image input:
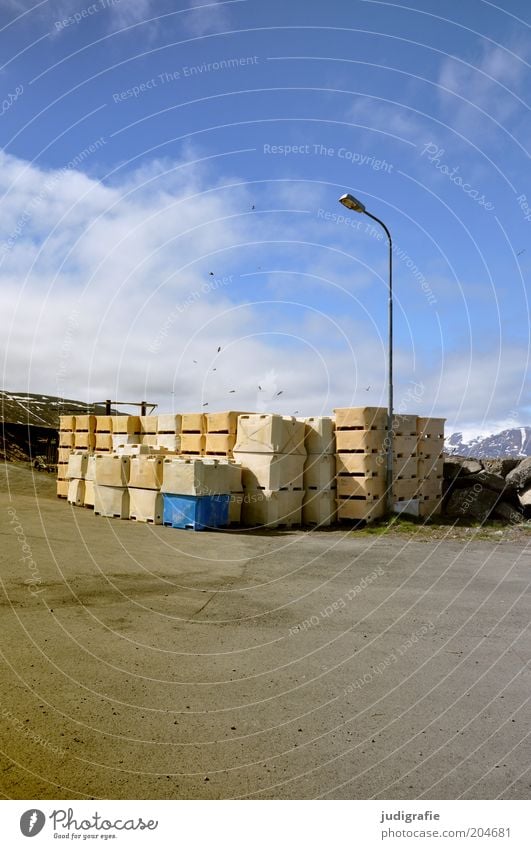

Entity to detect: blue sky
[0,0,529,435]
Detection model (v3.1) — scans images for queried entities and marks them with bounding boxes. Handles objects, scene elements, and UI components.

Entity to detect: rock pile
[442,456,530,523]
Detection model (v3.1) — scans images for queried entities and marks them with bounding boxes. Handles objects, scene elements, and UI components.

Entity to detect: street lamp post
[338,192,394,517]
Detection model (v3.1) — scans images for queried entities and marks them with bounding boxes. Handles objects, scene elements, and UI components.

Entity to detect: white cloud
[182,0,232,37]
[437,41,528,134]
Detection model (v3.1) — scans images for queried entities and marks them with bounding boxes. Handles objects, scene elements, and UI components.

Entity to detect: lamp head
[339,193,366,213]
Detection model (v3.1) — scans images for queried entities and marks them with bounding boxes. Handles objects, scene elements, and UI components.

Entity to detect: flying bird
[193,360,198,364]
[276,390,283,396]
[202,402,209,406]
[517,249,526,256]
[258,385,262,391]
[217,346,221,353]
[209,271,214,276]
[251,205,255,210]
[365,385,371,391]
[229,389,236,393]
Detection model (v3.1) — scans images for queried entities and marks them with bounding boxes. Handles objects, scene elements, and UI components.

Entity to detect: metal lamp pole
[338,193,394,517]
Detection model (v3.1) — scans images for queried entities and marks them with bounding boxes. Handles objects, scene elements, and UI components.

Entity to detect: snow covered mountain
[0,391,114,428]
[445,427,531,459]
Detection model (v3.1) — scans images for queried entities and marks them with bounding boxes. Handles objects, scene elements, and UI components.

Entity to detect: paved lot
[0,464,529,799]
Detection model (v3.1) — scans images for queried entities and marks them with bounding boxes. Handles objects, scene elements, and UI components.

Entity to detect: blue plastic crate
[162,493,230,531]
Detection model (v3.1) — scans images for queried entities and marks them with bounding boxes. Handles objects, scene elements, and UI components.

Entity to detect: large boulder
[492,501,523,523]
[506,457,531,491]
[443,457,483,480]
[482,458,520,477]
[446,470,510,495]
[445,486,501,522]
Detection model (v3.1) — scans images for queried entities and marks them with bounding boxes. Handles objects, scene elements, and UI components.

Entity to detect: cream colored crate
[417,478,443,499]
[241,489,303,528]
[302,416,335,454]
[303,454,336,490]
[205,432,236,455]
[417,438,444,459]
[180,433,205,455]
[59,415,75,431]
[84,479,95,508]
[302,490,337,526]
[94,485,129,519]
[139,415,158,434]
[94,455,130,487]
[337,497,385,522]
[418,457,444,479]
[95,432,113,452]
[67,478,85,506]
[234,451,304,491]
[75,414,96,432]
[66,451,89,480]
[229,492,244,525]
[162,457,232,496]
[336,453,382,476]
[335,429,386,453]
[417,417,445,440]
[95,415,112,432]
[56,479,69,498]
[334,407,388,430]
[59,431,75,448]
[111,433,141,452]
[85,455,96,481]
[129,488,163,524]
[156,433,181,453]
[393,479,419,501]
[337,474,385,499]
[418,496,442,517]
[74,431,95,451]
[394,456,418,479]
[392,434,418,456]
[57,462,68,481]
[112,415,140,434]
[182,413,205,433]
[219,460,243,492]
[58,447,72,464]
[235,414,306,455]
[129,456,164,490]
[391,414,418,436]
[157,414,182,434]
[206,411,248,434]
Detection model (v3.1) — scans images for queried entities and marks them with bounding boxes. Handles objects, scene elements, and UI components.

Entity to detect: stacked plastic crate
[205,411,246,458]
[139,415,158,450]
[74,415,96,453]
[111,415,141,451]
[65,450,89,507]
[156,414,182,454]
[161,457,234,530]
[57,415,75,497]
[93,453,130,518]
[128,453,165,524]
[234,414,306,528]
[335,407,388,522]
[301,417,337,526]
[180,413,205,456]
[416,417,445,517]
[95,416,113,453]
[391,414,420,512]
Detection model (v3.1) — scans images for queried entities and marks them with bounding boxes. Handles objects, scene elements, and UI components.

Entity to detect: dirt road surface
[0,463,529,799]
